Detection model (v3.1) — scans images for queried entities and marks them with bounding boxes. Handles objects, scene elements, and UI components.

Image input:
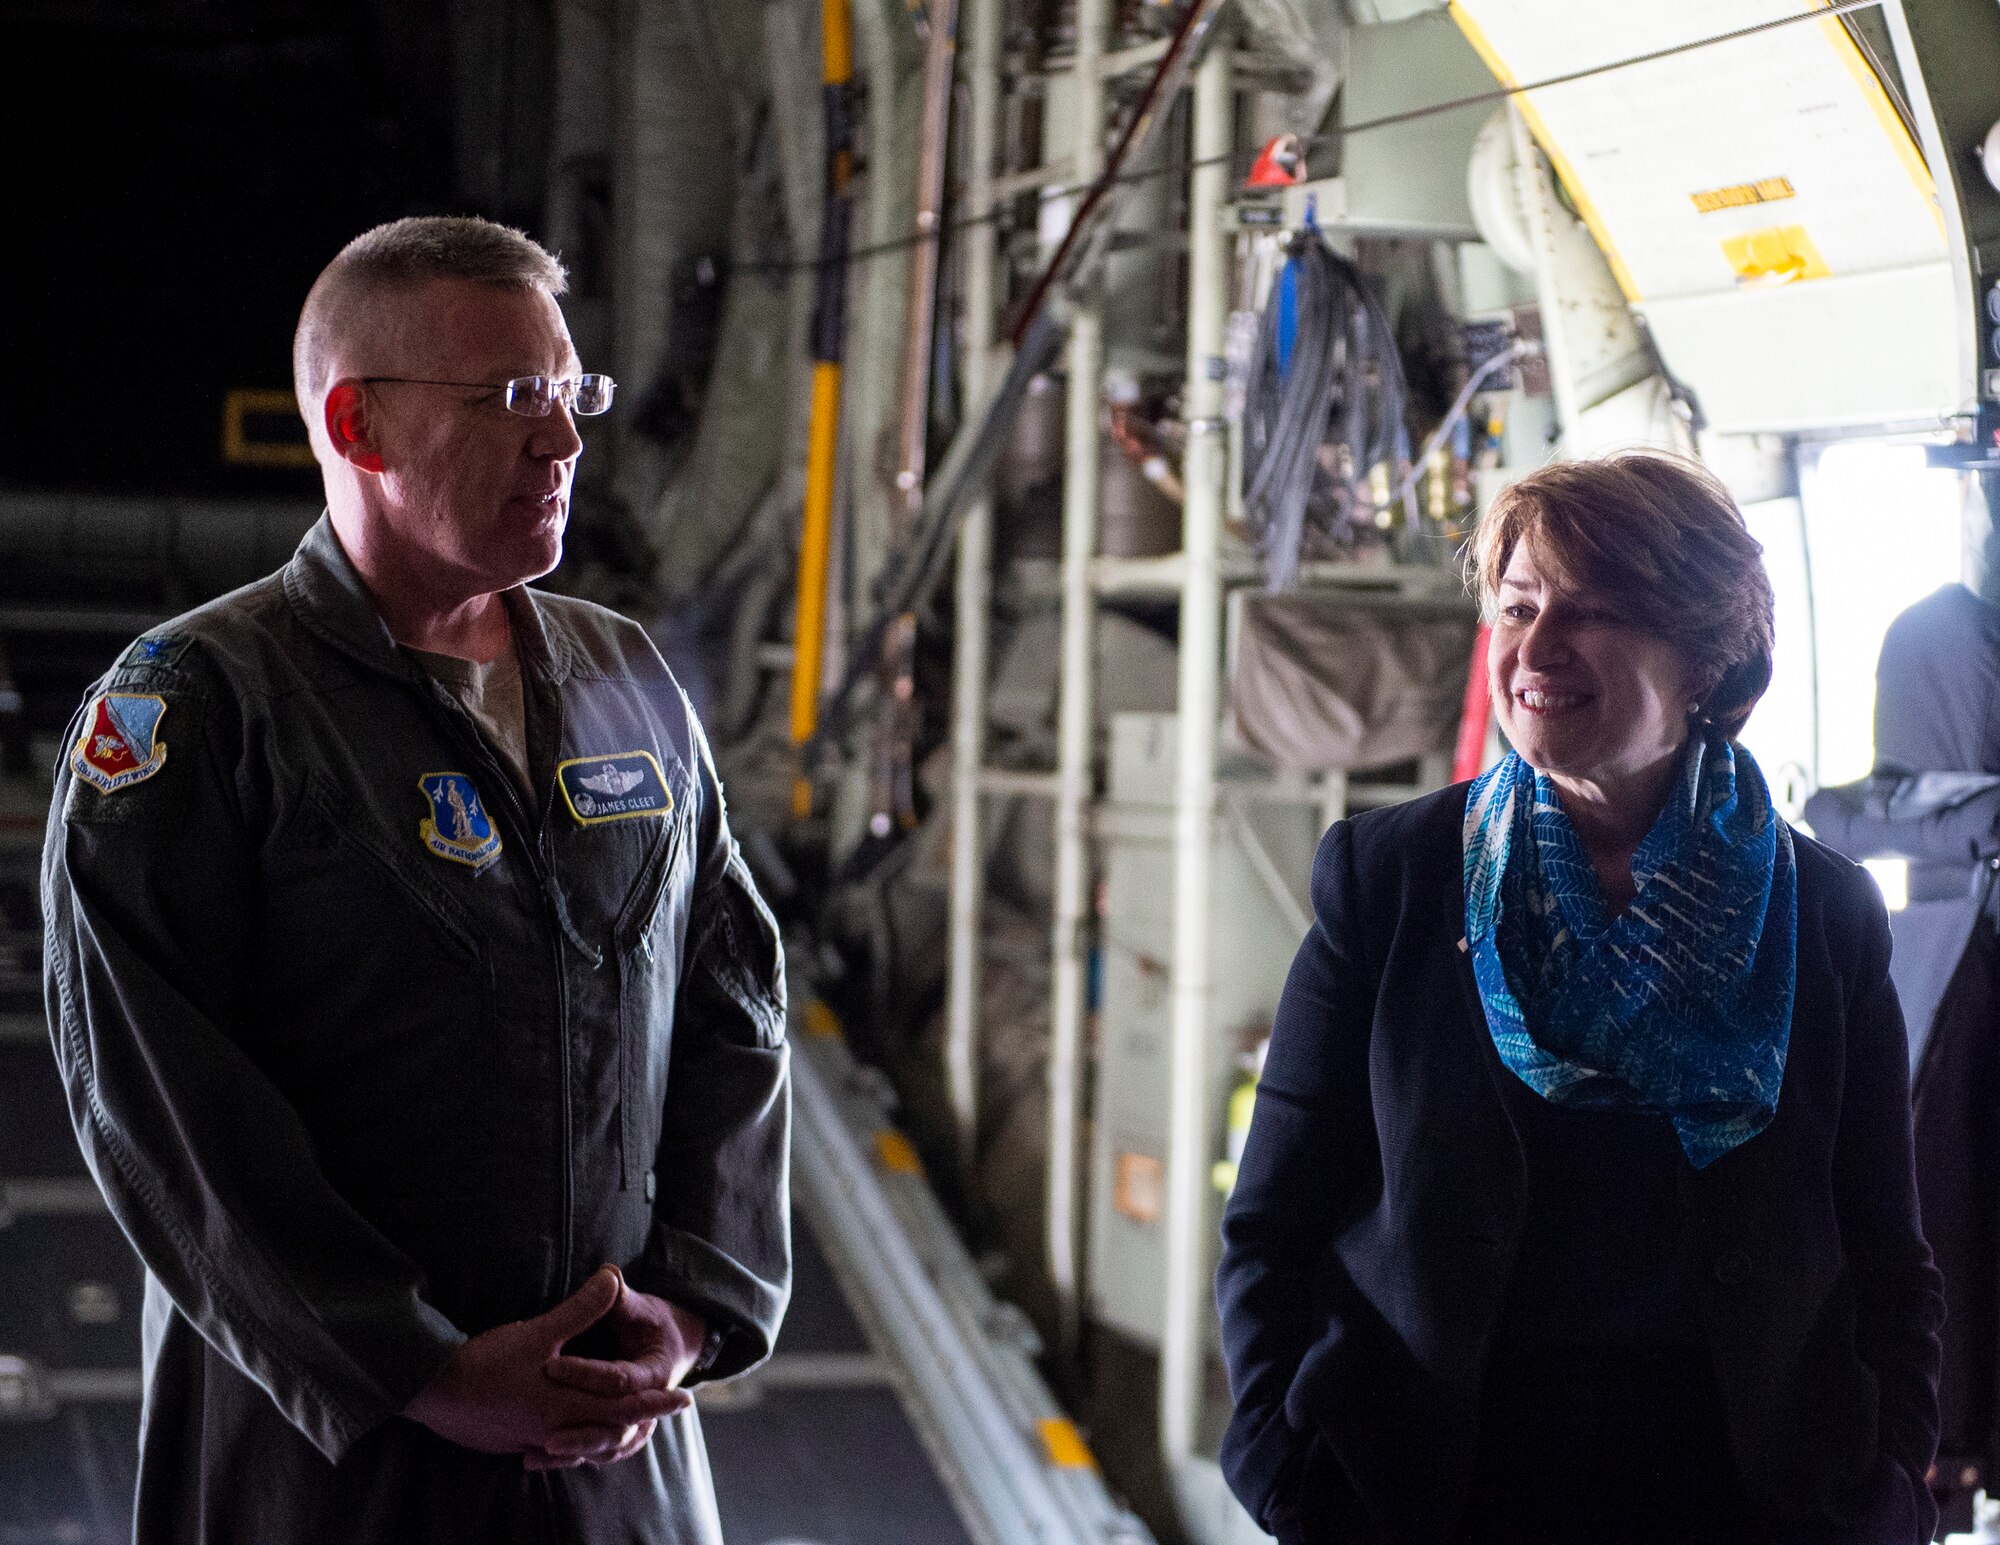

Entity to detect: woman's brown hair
[1467,452,1776,740]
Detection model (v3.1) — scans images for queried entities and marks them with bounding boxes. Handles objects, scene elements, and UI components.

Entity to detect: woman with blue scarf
[1216,454,1942,1545]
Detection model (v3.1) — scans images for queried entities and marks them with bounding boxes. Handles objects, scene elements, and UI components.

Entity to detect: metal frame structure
[1157,40,1233,1513]
[944,0,1005,1174]
[941,6,1252,1527]
[939,15,1493,1533]
[1046,0,1112,1357]
[791,1008,1153,1545]
[943,0,1246,1355]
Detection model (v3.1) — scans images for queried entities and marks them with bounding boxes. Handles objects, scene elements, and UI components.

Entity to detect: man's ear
[324,382,387,474]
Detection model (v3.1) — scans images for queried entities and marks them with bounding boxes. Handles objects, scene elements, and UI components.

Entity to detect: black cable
[730,0,1887,280]
[1245,240,1340,590]
[1242,235,1408,588]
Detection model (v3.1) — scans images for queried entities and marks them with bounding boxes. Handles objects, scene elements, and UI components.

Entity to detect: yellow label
[803,1000,845,1040]
[221,388,316,469]
[1038,1417,1099,1470]
[1722,224,1831,285]
[1690,177,1796,214]
[874,1130,924,1176]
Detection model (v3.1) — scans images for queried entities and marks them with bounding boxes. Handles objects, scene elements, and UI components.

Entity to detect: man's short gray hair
[293,216,568,439]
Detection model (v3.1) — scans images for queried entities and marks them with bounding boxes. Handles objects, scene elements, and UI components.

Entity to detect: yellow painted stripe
[791,361,842,752]
[875,1130,925,1176]
[1448,3,1653,303]
[1810,1,1944,240]
[1037,1416,1099,1470]
[803,1000,846,1041]
[821,0,853,87]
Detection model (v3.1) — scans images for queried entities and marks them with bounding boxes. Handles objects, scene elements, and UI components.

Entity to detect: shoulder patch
[71,694,169,794]
[557,751,673,825]
[120,633,193,670]
[417,772,503,870]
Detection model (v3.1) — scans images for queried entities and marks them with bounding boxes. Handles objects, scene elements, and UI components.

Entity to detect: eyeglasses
[358,374,616,417]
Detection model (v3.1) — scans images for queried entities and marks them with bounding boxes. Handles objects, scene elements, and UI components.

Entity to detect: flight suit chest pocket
[548,749,685,944]
[257,777,499,1088]
[289,775,489,965]
[549,748,692,1190]
[614,805,694,1188]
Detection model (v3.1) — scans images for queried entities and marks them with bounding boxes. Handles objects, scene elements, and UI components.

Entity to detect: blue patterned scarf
[1462,735,1797,1169]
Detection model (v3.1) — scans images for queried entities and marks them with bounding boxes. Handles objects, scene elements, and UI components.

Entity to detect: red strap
[1452,624,1495,784]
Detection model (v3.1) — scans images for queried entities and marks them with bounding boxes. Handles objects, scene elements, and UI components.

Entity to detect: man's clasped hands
[405,1264,708,1470]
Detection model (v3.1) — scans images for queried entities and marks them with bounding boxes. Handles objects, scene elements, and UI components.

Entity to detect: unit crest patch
[557,751,673,825]
[417,772,503,870]
[71,694,169,794]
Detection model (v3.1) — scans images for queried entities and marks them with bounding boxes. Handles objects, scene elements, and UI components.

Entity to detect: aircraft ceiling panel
[1448,0,1946,304]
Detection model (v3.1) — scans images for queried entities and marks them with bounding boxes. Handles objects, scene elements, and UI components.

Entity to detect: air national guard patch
[557,751,673,825]
[71,694,169,794]
[417,772,503,870]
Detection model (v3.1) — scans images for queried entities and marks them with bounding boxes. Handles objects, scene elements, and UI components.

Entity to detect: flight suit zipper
[422,680,579,1297]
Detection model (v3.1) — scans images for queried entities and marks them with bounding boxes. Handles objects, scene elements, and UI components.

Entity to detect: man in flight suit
[41,216,790,1541]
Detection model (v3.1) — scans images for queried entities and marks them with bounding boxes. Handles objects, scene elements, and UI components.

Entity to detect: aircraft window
[1743,441,1966,805]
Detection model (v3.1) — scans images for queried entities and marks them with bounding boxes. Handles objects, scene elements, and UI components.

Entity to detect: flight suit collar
[282,512,575,685]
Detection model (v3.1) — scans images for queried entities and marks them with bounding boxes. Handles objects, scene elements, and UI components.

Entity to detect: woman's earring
[1687,701,1703,716]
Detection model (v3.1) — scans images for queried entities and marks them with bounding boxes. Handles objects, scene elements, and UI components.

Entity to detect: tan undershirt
[410,636,532,802]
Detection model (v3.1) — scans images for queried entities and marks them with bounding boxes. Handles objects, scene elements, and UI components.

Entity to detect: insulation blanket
[1228,593,1475,773]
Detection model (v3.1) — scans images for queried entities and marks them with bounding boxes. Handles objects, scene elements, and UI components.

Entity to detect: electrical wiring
[1381,342,1527,516]
[1241,234,1409,588]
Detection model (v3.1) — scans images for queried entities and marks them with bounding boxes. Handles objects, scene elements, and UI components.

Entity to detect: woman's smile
[1513,686,1590,715]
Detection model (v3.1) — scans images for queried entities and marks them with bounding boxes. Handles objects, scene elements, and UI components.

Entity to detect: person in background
[43,216,790,1542]
[1808,581,2000,1534]
[1216,452,1942,1545]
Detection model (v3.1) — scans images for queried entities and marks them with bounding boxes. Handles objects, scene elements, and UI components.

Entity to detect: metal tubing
[895,0,961,520]
[991,158,1075,201]
[945,0,1006,1165]
[1048,0,1110,1354]
[1010,0,1229,347]
[979,767,1061,798]
[792,1028,1157,1545]
[1222,797,1310,942]
[815,0,1224,733]
[792,360,843,749]
[789,0,858,817]
[1160,36,1232,1509]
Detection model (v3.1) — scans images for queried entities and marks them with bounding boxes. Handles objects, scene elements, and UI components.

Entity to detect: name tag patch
[558,751,672,825]
[417,772,503,870]
[72,693,169,793]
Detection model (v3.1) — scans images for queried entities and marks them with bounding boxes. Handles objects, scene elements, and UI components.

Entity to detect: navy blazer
[1216,784,1944,1544]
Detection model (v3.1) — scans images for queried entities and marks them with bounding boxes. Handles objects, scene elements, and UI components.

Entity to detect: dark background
[2,1,551,499]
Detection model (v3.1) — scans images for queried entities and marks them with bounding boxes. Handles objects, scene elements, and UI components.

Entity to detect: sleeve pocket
[699,844,785,1048]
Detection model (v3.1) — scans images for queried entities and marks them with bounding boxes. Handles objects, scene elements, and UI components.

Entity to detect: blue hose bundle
[1243,234,1410,588]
